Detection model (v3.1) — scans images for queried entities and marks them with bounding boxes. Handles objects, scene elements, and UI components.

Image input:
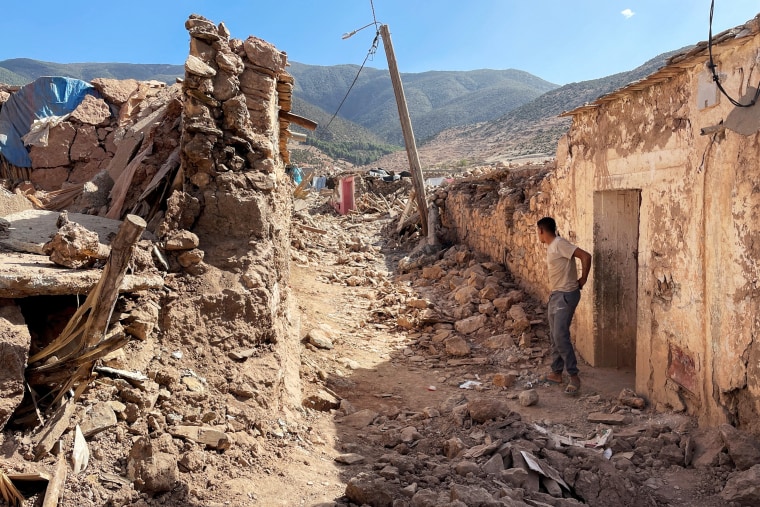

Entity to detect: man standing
[537,217,592,396]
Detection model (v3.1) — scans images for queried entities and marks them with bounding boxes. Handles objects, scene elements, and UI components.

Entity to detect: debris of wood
[41,455,67,507]
[169,426,231,450]
[26,215,147,413]
[0,470,24,507]
[94,366,148,384]
[32,398,75,460]
[587,412,630,425]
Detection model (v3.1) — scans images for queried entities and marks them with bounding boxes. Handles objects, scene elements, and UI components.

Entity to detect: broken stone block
[242,36,287,74]
[42,219,110,268]
[124,304,159,341]
[508,305,530,333]
[30,166,70,191]
[344,472,400,507]
[306,328,333,350]
[618,387,646,409]
[450,484,497,505]
[482,453,505,475]
[720,464,760,505]
[467,398,512,423]
[492,373,516,388]
[400,426,422,443]
[70,95,111,125]
[519,389,539,407]
[454,460,480,476]
[444,336,471,357]
[185,55,217,78]
[408,298,430,309]
[0,300,30,429]
[302,389,340,412]
[80,402,117,437]
[335,453,366,465]
[397,316,415,329]
[719,423,760,470]
[444,437,465,459]
[340,409,378,429]
[164,229,200,251]
[691,427,725,468]
[454,314,487,335]
[29,122,76,168]
[453,285,479,305]
[178,248,205,268]
[91,78,139,105]
[169,426,230,450]
[127,437,179,494]
[478,284,500,301]
[499,467,530,489]
[421,265,442,279]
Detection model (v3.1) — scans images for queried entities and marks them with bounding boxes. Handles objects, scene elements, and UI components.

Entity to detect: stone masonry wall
[436,163,559,304]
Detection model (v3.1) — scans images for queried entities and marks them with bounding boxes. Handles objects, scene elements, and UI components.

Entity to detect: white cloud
[621,9,635,19]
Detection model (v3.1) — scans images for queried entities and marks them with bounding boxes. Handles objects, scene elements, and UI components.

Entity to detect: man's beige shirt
[547,236,579,292]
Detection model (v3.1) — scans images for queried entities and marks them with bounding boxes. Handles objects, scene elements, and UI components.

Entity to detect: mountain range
[0,49,687,168]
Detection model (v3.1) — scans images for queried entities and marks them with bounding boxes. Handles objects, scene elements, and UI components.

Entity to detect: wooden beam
[279,111,318,131]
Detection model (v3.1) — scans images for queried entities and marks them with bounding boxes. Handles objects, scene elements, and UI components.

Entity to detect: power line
[322,33,379,132]
[707,0,760,108]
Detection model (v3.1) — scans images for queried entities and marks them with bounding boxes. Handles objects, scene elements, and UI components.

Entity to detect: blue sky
[0,1,757,85]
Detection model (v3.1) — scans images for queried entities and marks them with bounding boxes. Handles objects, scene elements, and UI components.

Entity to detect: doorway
[593,190,641,367]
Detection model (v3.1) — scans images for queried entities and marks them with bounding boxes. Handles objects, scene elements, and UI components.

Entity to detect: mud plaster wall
[442,32,760,432]
[554,34,760,431]
[160,16,300,415]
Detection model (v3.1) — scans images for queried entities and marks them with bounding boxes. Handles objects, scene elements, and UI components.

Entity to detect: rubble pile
[289,188,760,506]
[432,162,556,301]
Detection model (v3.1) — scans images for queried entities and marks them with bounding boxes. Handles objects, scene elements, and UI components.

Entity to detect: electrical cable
[707,0,760,107]
[322,0,381,133]
[322,32,380,133]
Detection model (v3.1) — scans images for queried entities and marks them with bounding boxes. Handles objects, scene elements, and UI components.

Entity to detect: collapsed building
[437,13,760,432]
[0,8,759,507]
[0,14,307,504]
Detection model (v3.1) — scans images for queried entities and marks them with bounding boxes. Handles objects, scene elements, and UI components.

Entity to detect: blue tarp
[0,77,98,167]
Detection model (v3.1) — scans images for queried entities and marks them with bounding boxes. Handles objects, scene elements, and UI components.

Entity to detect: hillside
[288,62,559,144]
[0,58,184,84]
[369,48,689,171]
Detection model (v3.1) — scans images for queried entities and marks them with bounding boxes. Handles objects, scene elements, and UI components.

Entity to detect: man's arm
[573,248,592,289]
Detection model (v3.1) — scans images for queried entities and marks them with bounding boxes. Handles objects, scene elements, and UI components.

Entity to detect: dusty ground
[238,197,735,507]
[0,189,745,507]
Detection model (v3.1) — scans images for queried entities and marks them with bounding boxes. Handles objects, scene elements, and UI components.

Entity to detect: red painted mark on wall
[667,343,698,394]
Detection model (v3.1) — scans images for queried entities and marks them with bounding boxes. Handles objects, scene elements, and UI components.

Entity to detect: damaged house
[440,13,760,432]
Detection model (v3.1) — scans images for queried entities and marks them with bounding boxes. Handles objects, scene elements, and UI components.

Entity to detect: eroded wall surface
[443,27,760,431]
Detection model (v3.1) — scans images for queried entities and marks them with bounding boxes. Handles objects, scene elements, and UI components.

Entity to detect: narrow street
[244,196,735,507]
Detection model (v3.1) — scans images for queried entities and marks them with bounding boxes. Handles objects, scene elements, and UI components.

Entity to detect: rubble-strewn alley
[1,11,760,507]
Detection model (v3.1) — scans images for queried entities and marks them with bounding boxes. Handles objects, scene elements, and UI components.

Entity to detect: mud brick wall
[437,163,558,303]
[159,15,301,414]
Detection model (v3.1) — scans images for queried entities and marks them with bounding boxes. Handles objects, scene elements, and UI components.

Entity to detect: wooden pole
[379,24,429,236]
[83,214,147,347]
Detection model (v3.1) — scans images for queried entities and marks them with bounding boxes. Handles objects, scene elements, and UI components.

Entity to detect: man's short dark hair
[537,217,557,234]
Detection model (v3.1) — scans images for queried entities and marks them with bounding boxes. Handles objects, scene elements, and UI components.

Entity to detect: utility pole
[379,24,429,236]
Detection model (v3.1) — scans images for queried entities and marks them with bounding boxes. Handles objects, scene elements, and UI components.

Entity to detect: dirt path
[241,208,734,507]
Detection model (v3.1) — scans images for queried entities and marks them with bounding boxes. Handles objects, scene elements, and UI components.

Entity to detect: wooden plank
[279,111,318,131]
[83,215,147,348]
[41,455,67,507]
[32,399,75,460]
[169,426,230,450]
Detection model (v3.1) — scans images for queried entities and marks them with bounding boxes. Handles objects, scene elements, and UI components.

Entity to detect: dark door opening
[593,190,641,367]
